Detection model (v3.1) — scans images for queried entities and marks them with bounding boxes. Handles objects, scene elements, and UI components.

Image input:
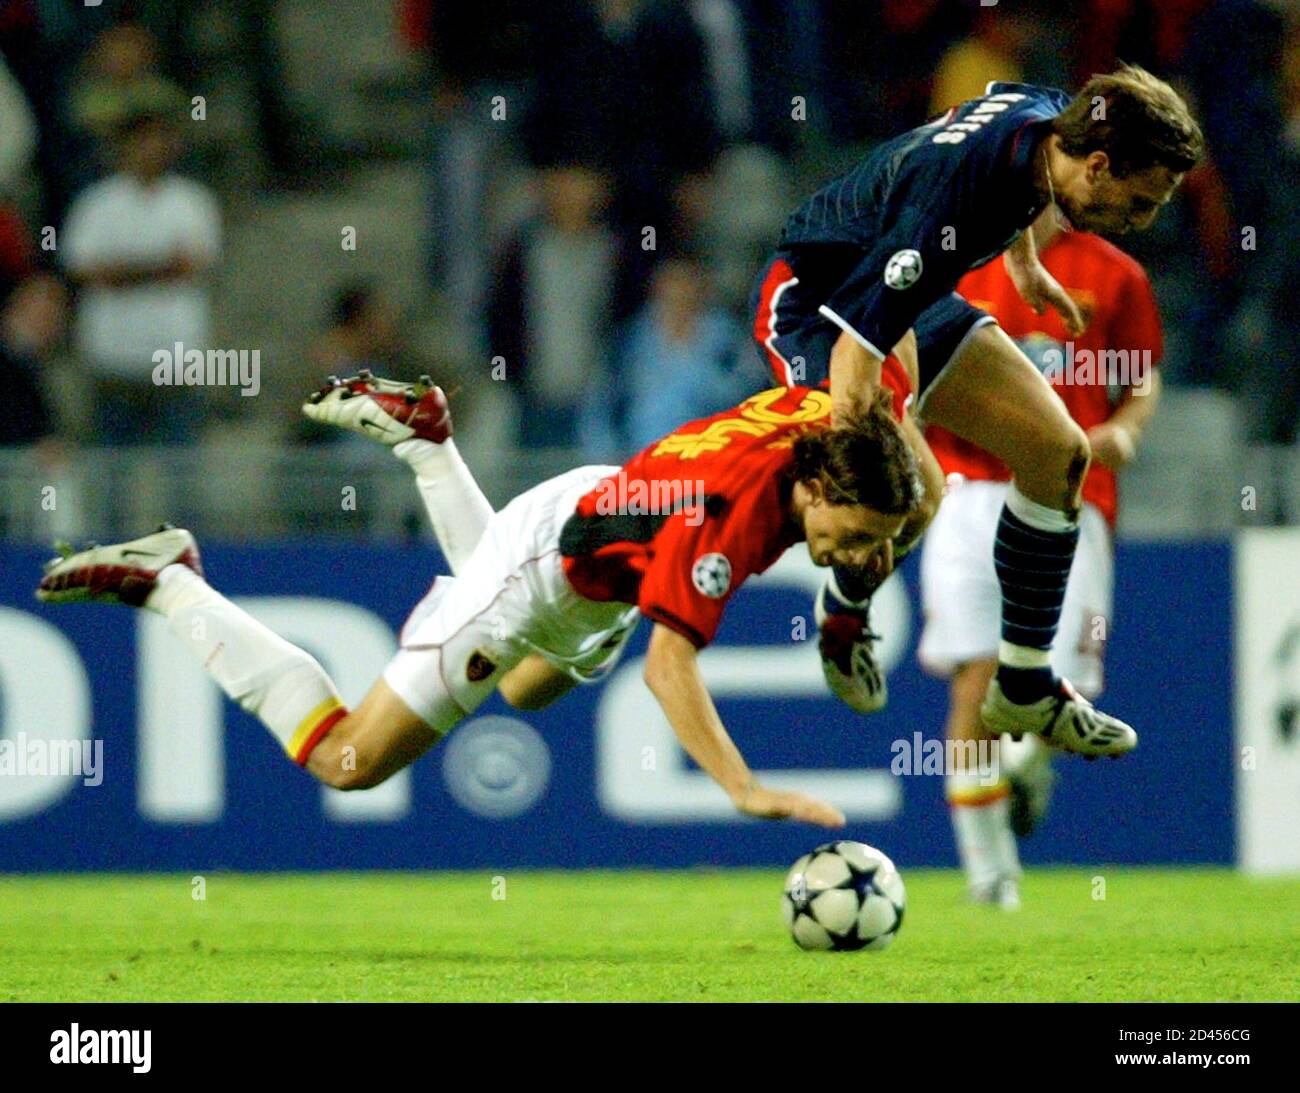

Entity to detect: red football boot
[301,370,452,445]
[37,525,203,607]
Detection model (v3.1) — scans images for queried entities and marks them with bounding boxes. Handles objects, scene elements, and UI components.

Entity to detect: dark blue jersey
[775,82,1072,359]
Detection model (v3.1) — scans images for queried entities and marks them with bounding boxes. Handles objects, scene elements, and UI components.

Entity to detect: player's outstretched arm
[1003,229,1085,336]
[643,623,846,828]
[828,328,884,426]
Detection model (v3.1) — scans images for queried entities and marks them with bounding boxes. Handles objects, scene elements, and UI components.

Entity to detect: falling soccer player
[38,374,940,824]
[749,64,1201,754]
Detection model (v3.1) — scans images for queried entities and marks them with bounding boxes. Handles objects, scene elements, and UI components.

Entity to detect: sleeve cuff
[642,605,710,649]
[817,305,887,359]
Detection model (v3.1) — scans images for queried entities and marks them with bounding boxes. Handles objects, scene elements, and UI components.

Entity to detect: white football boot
[36,525,202,607]
[971,875,1022,911]
[981,675,1137,758]
[302,370,452,445]
[814,582,887,713]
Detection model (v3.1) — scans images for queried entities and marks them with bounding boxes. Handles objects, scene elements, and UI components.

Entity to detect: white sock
[146,565,344,764]
[393,437,493,575]
[1006,482,1078,533]
[947,771,1021,894]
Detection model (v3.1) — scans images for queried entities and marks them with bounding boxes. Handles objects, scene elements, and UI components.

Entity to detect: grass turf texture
[1,868,1296,1002]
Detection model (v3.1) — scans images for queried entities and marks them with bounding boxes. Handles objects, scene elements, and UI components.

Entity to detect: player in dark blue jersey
[751,64,1202,755]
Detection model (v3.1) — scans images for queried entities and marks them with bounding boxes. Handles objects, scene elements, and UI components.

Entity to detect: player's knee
[1061,424,1091,500]
[307,746,365,790]
[1038,416,1090,486]
[329,762,388,791]
[319,751,389,791]
[1003,414,1088,487]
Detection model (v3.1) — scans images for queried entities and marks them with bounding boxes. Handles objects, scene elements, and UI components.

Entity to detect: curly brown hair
[791,395,922,516]
[1053,63,1204,178]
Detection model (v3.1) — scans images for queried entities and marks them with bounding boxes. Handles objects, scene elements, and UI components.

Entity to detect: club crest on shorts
[692,552,732,599]
[466,650,497,683]
[883,249,923,290]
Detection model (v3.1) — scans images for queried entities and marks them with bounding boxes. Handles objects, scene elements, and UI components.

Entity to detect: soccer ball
[883,248,923,289]
[782,841,906,951]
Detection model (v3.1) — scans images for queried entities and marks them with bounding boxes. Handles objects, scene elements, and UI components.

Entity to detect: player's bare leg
[497,654,579,711]
[36,529,460,784]
[921,323,1136,757]
[944,658,1021,910]
[925,325,1088,508]
[302,373,577,717]
[301,678,442,788]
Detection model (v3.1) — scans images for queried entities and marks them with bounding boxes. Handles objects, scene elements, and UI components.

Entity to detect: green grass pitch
[1,868,1296,1002]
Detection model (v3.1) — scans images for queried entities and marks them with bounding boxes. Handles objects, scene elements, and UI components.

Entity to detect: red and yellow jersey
[561,387,831,647]
[926,230,1162,526]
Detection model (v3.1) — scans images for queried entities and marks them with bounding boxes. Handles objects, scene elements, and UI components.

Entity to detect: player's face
[802,498,906,571]
[1058,158,1182,236]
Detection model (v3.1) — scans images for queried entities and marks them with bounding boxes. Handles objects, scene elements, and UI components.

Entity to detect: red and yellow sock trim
[946,780,1011,808]
[287,696,347,767]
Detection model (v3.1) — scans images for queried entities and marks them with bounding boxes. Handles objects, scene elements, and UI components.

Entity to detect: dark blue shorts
[749,250,995,400]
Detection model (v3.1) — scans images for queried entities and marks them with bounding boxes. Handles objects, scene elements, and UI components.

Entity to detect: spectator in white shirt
[62,110,220,444]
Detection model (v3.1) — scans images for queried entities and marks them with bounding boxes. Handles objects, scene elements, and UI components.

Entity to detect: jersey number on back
[932,93,1027,145]
[652,389,831,461]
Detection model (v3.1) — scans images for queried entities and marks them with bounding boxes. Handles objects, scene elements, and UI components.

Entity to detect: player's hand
[1004,253,1086,336]
[1087,421,1136,470]
[733,780,847,828]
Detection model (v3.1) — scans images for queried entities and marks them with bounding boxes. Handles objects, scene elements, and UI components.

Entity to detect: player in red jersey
[37,375,929,827]
[918,210,1163,906]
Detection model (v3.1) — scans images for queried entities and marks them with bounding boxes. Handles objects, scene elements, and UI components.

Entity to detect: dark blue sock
[994,503,1078,702]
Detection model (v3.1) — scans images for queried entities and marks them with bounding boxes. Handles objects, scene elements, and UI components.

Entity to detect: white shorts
[383,465,641,727]
[918,478,1113,697]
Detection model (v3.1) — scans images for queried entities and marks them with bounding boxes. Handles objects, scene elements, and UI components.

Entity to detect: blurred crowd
[0,0,1297,533]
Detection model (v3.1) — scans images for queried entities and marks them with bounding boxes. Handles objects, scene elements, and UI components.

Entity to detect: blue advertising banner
[0,540,1233,871]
